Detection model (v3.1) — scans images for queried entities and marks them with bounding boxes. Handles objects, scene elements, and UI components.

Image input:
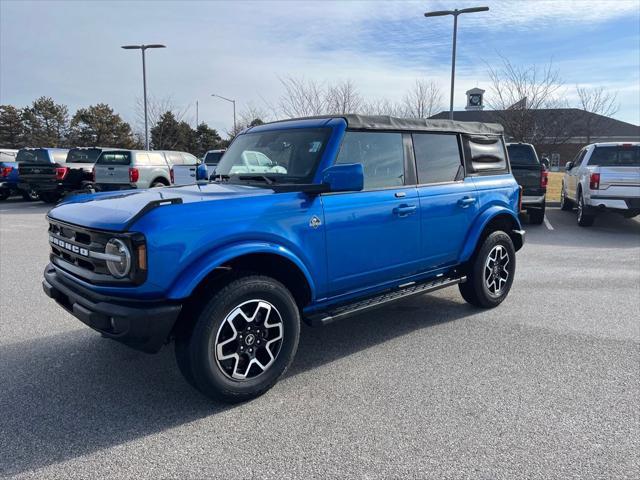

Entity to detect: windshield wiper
[237,175,277,185]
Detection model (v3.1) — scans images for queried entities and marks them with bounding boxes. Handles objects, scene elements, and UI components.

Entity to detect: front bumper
[43,264,181,353]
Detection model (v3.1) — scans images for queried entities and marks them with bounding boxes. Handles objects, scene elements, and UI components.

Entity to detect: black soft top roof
[342,114,503,135]
[256,114,503,135]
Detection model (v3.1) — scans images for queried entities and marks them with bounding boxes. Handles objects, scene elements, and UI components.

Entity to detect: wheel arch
[168,242,316,308]
[151,176,169,186]
[460,207,523,263]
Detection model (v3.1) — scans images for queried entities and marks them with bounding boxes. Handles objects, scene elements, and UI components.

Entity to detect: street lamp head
[145,44,166,49]
[121,45,142,49]
[424,10,455,17]
[458,6,489,14]
[121,44,166,50]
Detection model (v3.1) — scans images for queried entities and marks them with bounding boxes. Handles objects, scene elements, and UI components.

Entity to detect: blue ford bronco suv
[44,115,524,403]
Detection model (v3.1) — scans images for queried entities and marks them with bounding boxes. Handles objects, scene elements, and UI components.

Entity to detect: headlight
[105,238,132,279]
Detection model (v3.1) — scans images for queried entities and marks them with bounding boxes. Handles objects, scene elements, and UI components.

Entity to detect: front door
[322,131,421,298]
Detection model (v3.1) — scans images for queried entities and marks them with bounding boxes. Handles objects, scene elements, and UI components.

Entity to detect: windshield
[204,151,224,165]
[588,146,640,167]
[215,128,331,183]
[16,149,50,164]
[67,148,102,163]
[96,151,131,166]
[507,144,539,165]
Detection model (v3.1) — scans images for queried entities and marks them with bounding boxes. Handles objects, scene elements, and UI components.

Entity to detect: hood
[48,182,272,231]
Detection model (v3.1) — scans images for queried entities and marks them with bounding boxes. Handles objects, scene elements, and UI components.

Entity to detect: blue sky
[1,0,638,135]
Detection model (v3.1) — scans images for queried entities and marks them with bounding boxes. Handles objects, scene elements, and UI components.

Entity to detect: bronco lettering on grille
[49,235,90,257]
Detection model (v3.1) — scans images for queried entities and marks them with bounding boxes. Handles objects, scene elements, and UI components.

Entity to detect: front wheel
[175,275,300,403]
[459,231,516,308]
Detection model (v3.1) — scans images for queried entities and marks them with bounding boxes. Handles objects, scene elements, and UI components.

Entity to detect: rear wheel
[528,203,545,225]
[39,192,60,204]
[577,191,595,227]
[21,188,39,201]
[560,184,572,211]
[175,275,300,403]
[459,231,516,308]
[151,180,166,188]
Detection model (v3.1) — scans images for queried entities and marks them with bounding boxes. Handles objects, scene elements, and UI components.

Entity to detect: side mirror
[565,161,573,171]
[196,163,209,181]
[321,163,364,192]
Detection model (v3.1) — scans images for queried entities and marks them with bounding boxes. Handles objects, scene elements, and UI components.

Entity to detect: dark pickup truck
[507,143,548,224]
[18,147,103,203]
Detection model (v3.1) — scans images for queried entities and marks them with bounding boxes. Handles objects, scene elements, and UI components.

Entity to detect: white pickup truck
[560,142,640,226]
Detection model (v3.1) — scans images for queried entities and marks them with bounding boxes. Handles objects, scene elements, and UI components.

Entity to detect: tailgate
[18,162,57,185]
[94,164,130,184]
[598,166,640,189]
[172,165,197,185]
[511,164,541,192]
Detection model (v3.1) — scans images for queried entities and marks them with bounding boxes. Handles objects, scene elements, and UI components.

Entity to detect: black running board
[305,275,466,327]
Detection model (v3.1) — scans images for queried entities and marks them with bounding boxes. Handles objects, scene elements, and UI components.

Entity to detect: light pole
[424,6,488,120]
[121,44,166,150]
[211,94,237,133]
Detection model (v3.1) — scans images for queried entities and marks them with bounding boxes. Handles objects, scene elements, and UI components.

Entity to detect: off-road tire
[175,275,300,403]
[577,191,595,227]
[459,231,516,309]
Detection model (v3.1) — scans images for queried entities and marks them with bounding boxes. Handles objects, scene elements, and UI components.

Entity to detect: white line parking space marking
[544,216,554,230]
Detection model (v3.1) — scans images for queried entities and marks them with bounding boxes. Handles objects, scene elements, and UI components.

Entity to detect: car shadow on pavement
[0,294,475,476]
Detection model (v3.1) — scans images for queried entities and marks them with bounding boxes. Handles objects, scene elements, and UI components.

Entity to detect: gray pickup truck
[507,143,548,224]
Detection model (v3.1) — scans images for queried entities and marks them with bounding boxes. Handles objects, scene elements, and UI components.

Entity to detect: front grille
[48,220,112,278]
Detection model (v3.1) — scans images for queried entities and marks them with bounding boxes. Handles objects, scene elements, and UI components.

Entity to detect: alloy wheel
[484,245,510,297]
[214,299,284,380]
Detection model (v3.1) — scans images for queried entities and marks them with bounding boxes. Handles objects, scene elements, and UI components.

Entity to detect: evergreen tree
[68,103,138,148]
[22,96,69,147]
[0,105,25,148]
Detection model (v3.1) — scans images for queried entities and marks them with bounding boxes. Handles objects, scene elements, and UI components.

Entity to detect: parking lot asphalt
[0,198,639,480]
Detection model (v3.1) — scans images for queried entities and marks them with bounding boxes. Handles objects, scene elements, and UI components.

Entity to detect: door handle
[457,196,476,208]
[393,204,417,217]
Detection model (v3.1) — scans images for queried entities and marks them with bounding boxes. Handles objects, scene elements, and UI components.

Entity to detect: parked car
[43,115,524,403]
[93,150,172,191]
[162,150,201,186]
[18,147,104,203]
[203,149,226,178]
[507,143,548,224]
[0,149,20,200]
[226,150,288,175]
[560,142,640,226]
[16,148,69,201]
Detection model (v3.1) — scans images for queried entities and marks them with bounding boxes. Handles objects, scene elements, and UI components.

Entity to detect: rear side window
[67,148,101,163]
[148,152,167,166]
[463,135,508,174]
[588,146,640,167]
[182,153,198,165]
[336,131,404,190]
[97,151,131,165]
[507,144,539,166]
[166,152,183,165]
[16,149,50,163]
[413,133,463,184]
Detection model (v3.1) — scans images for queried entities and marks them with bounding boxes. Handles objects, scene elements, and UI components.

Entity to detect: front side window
[215,128,331,183]
[413,133,462,184]
[336,131,404,190]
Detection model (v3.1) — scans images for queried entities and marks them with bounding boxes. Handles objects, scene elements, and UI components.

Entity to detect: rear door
[322,131,421,297]
[94,151,132,185]
[413,133,478,269]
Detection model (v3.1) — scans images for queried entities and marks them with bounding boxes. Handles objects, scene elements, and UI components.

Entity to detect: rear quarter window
[463,135,508,174]
[148,152,167,166]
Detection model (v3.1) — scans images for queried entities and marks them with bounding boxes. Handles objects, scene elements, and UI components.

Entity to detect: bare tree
[485,57,567,143]
[134,95,189,139]
[277,76,328,118]
[575,85,619,143]
[227,102,272,138]
[361,98,405,117]
[326,80,363,114]
[402,79,443,119]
